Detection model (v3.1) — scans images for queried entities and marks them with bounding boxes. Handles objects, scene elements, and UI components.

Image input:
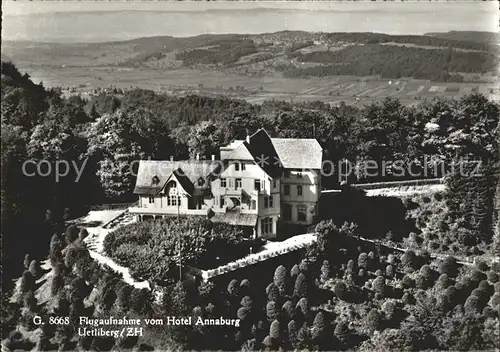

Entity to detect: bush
[401,275,414,289]
[364,309,381,333]
[385,265,395,278]
[470,269,487,282]
[290,264,300,279]
[476,260,489,272]
[401,250,416,272]
[372,276,386,295]
[335,281,348,301]
[266,282,280,302]
[65,225,79,244]
[294,273,308,299]
[487,271,499,283]
[464,295,482,314]
[439,256,458,277]
[435,274,451,290]
[358,253,369,270]
[266,301,278,321]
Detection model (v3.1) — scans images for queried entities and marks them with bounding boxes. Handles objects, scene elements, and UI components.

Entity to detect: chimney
[170,155,174,161]
[245,129,250,144]
[211,154,216,161]
[196,153,200,160]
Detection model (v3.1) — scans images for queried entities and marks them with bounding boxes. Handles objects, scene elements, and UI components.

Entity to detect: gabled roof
[271,138,323,169]
[246,129,283,178]
[134,160,221,195]
[225,142,255,161]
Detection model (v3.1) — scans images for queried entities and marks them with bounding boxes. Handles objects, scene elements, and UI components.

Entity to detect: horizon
[2,1,498,43]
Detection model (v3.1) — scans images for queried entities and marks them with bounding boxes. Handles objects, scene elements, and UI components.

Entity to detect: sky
[2,1,499,42]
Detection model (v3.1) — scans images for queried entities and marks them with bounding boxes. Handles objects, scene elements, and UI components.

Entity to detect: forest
[284,44,496,81]
[1,61,499,351]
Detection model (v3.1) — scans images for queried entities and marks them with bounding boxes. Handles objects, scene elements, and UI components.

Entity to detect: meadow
[18,65,500,106]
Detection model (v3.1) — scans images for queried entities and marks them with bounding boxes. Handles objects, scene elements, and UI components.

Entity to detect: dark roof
[210,213,258,227]
[271,138,323,169]
[246,129,283,178]
[134,160,221,195]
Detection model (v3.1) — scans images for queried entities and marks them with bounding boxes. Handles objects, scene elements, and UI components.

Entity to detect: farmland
[13,65,500,106]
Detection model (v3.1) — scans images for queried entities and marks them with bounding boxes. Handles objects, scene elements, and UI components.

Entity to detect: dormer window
[152,175,160,185]
[197,177,205,186]
[235,163,240,171]
[167,180,176,189]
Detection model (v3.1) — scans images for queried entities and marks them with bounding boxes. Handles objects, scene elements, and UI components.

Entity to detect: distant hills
[425,31,499,45]
[2,30,498,82]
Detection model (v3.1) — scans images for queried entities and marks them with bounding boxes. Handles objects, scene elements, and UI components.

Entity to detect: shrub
[382,300,397,320]
[358,253,368,270]
[282,300,294,320]
[23,254,31,269]
[464,295,481,313]
[335,281,348,301]
[364,308,381,333]
[274,265,290,295]
[401,250,416,272]
[386,265,395,278]
[372,276,386,295]
[79,228,89,241]
[266,301,278,321]
[266,282,280,302]
[290,264,300,279]
[320,260,331,283]
[228,279,239,297]
[65,225,79,244]
[294,273,308,298]
[476,260,489,272]
[288,320,299,348]
[241,296,253,310]
[402,292,415,305]
[401,275,414,289]
[435,274,451,290]
[470,269,487,282]
[296,297,308,318]
[491,293,500,308]
[439,256,458,277]
[487,271,499,283]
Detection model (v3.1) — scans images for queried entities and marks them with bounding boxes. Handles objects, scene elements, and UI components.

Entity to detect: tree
[335,281,348,301]
[266,301,278,321]
[269,319,280,340]
[293,273,308,298]
[65,225,79,244]
[358,252,368,270]
[23,254,31,269]
[364,308,381,334]
[288,320,299,349]
[296,298,309,321]
[273,265,290,296]
[266,282,280,302]
[28,260,41,278]
[320,260,331,283]
[311,311,327,342]
[290,264,300,279]
[334,321,350,346]
[228,279,239,297]
[372,276,386,296]
[282,300,295,320]
[171,282,188,315]
[241,296,253,310]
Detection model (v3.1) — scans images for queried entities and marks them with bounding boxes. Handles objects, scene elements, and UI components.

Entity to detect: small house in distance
[130,129,323,239]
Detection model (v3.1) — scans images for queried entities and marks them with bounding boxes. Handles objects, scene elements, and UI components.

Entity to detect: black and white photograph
[1,1,499,351]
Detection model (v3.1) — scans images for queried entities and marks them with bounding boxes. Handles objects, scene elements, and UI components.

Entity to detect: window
[241,163,246,171]
[297,185,303,196]
[284,184,290,195]
[220,196,225,208]
[297,172,303,178]
[221,178,227,188]
[152,175,160,185]
[254,179,261,192]
[236,178,242,189]
[168,195,178,206]
[167,180,176,188]
[297,204,307,222]
[251,200,256,210]
[228,178,234,189]
[261,180,266,191]
[234,163,240,171]
[148,196,155,204]
[264,197,269,208]
[273,179,277,188]
[261,217,273,234]
[269,195,274,208]
[283,204,292,220]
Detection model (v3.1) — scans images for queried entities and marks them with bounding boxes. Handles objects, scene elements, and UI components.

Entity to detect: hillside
[2,31,498,83]
[425,31,500,45]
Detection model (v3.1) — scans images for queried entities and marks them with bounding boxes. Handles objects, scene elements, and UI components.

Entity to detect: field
[17,65,500,106]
